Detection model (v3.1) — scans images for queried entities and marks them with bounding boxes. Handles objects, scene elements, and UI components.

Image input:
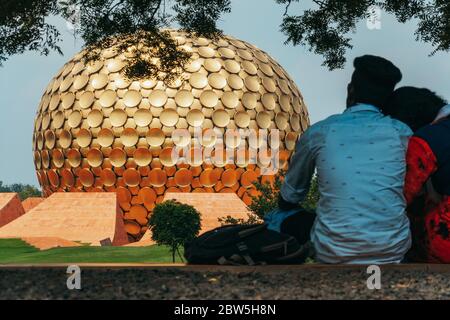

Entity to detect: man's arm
[279,129,317,210]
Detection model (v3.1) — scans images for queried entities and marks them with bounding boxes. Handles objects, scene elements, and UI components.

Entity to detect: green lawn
[0,239,182,264]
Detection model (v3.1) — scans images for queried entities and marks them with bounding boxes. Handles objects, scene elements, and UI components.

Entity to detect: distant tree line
[0,181,42,200]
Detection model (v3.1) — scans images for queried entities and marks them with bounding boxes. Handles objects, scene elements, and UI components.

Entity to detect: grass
[0,239,183,264]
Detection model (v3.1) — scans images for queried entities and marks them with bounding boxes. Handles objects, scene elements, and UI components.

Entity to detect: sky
[0,0,449,186]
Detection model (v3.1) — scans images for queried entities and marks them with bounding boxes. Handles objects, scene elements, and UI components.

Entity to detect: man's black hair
[384,86,448,132]
[348,55,402,109]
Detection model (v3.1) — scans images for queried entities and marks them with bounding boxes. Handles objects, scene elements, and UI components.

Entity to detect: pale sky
[0,0,449,186]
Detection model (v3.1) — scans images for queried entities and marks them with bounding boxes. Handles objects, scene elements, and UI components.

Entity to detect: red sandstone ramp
[21,197,45,212]
[163,193,250,234]
[124,229,156,247]
[0,193,25,228]
[0,193,128,246]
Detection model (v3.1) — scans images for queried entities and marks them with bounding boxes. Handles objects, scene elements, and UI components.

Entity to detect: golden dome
[32,30,310,241]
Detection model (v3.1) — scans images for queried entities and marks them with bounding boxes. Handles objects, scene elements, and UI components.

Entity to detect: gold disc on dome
[98,128,114,147]
[278,78,291,95]
[79,168,95,187]
[47,169,60,188]
[186,109,204,127]
[160,147,176,167]
[194,37,210,46]
[244,76,260,92]
[99,90,117,108]
[254,50,270,63]
[225,130,241,149]
[90,73,109,90]
[86,60,103,74]
[73,74,89,90]
[280,94,292,112]
[134,147,152,166]
[227,74,244,90]
[212,109,230,127]
[198,46,216,58]
[185,59,202,73]
[79,91,95,109]
[61,168,75,187]
[123,168,141,187]
[204,59,222,73]
[87,109,103,128]
[222,169,238,187]
[41,113,51,130]
[285,132,298,151]
[148,89,167,107]
[141,79,157,89]
[71,61,84,75]
[51,149,65,168]
[242,61,258,75]
[189,73,208,89]
[52,111,65,129]
[87,148,104,167]
[234,111,251,128]
[218,47,235,59]
[237,49,253,61]
[109,148,127,167]
[134,109,153,127]
[100,168,116,187]
[106,58,125,73]
[59,76,73,92]
[115,77,130,89]
[201,129,217,147]
[221,92,239,109]
[262,77,277,93]
[149,168,167,187]
[77,128,92,148]
[160,108,179,127]
[146,128,165,147]
[174,168,193,187]
[59,129,72,148]
[174,90,194,108]
[275,112,289,130]
[49,94,60,111]
[67,110,82,128]
[199,168,219,187]
[110,109,127,127]
[200,90,218,108]
[121,128,139,147]
[242,92,257,110]
[67,149,82,167]
[261,93,276,110]
[61,92,75,109]
[41,150,50,168]
[208,73,227,90]
[259,63,274,76]
[290,113,301,131]
[123,90,142,108]
[256,111,271,129]
[44,130,56,149]
[224,60,241,74]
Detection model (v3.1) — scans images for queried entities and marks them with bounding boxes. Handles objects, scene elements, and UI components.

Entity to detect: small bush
[148,200,201,263]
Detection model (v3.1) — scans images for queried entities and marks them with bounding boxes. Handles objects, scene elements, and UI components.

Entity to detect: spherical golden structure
[33,30,310,241]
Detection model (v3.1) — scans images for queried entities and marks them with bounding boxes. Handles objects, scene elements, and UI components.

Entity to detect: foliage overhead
[148,200,201,263]
[276,0,450,69]
[1,1,449,76]
[0,0,231,81]
[0,181,42,200]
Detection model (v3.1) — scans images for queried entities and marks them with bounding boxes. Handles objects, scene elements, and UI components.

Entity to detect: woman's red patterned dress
[405,136,450,263]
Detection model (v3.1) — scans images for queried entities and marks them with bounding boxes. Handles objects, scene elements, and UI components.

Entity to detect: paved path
[1,264,449,299]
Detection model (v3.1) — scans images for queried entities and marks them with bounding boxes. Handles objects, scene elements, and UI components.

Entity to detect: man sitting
[266,55,412,264]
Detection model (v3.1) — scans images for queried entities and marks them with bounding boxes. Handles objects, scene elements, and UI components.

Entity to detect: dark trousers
[280,209,316,245]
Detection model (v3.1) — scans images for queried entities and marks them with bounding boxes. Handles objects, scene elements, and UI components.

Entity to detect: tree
[277,0,450,69]
[0,0,231,81]
[148,200,201,263]
[0,181,42,200]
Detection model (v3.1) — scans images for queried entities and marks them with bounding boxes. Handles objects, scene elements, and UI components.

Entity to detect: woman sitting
[384,87,450,263]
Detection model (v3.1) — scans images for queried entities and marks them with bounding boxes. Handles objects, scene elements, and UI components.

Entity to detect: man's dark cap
[352,55,402,88]
[351,55,402,108]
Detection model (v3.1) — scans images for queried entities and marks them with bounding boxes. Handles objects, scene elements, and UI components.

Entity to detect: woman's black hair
[383,86,447,132]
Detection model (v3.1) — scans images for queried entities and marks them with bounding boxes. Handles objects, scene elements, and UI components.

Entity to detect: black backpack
[184,224,311,265]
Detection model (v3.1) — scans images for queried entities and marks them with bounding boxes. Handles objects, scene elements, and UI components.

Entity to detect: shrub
[148,200,201,263]
[219,173,320,225]
[0,181,41,200]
